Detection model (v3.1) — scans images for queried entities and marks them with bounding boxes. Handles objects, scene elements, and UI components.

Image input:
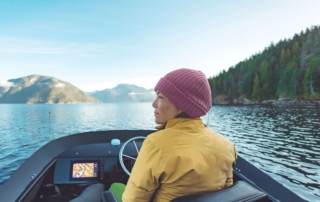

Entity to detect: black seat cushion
[171,180,268,202]
[101,191,118,202]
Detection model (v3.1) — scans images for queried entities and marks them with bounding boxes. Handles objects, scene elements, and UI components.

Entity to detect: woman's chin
[155,118,163,125]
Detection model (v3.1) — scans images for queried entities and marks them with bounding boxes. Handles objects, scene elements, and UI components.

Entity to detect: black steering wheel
[119,136,146,176]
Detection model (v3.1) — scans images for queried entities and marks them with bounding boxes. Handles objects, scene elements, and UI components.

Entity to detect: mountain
[0,75,101,104]
[90,84,156,102]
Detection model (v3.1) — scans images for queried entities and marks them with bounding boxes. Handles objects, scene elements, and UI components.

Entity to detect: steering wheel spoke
[122,154,137,160]
[133,140,140,154]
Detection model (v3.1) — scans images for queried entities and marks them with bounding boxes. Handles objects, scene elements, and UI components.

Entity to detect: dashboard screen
[70,160,99,181]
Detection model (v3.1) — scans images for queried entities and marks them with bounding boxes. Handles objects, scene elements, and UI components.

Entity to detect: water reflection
[205,105,320,201]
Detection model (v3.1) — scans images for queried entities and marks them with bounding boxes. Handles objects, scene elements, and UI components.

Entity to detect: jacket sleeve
[122,137,161,202]
[233,145,238,167]
[225,145,237,187]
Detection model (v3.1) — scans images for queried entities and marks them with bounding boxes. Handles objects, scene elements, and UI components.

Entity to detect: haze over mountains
[89,84,155,103]
[0,75,155,104]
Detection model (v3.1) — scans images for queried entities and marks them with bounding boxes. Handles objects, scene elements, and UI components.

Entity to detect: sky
[0,0,319,92]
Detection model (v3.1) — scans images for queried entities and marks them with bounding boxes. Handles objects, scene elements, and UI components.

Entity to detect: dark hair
[176,112,208,127]
[175,112,190,118]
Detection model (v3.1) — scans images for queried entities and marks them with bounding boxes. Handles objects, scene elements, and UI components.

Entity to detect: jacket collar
[155,118,203,130]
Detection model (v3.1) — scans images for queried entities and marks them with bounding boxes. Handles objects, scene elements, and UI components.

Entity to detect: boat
[0,130,306,202]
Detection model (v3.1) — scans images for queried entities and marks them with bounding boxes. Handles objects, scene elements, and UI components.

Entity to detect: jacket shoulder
[146,128,179,147]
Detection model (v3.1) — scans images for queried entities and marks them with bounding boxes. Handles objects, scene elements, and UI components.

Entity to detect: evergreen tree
[292,41,301,57]
[227,74,236,98]
[303,56,320,99]
[284,60,297,97]
[259,61,271,99]
[252,74,261,100]
[285,49,292,63]
[280,49,287,66]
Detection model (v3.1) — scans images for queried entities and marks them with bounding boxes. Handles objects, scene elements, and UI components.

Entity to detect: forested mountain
[208,25,320,102]
[0,75,100,104]
[90,84,156,102]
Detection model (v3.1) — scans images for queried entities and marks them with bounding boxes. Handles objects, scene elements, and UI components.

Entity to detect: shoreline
[213,98,320,106]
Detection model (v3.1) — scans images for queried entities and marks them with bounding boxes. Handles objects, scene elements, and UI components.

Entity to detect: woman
[122,68,237,202]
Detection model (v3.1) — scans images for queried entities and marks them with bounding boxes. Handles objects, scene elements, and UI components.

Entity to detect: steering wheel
[119,136,146,176]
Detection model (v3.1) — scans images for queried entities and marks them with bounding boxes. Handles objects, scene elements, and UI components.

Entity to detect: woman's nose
[152,100,157,108]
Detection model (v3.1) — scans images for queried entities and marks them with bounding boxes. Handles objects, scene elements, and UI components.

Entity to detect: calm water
[0,104,319,201]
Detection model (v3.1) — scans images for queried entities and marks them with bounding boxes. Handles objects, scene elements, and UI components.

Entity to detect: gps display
[70,160,100,181]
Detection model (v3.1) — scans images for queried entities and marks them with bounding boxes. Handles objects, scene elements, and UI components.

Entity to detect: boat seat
[171,180,269,202]
[101,191,117,202]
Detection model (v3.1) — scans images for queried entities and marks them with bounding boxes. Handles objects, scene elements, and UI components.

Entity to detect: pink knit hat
[154,68,212,118]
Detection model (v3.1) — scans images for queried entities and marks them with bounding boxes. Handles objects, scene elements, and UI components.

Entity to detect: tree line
[208,25,320,101]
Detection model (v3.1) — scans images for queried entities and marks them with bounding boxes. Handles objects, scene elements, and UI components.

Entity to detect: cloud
[0,79,14,87]
[55,83,65,88]
[128,92,145,95]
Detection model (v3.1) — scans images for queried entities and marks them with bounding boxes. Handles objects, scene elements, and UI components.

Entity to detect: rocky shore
[213,95,320,106]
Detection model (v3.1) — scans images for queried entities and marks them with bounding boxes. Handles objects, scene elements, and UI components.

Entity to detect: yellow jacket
[122,118,237,202]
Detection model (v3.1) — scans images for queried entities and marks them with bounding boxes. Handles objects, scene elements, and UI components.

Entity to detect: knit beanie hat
[154,68,212,118]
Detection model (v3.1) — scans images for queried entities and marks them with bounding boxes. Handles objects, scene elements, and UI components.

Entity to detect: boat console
[47,135,269,202]
[53,136,143,185]
[49,136,269,202]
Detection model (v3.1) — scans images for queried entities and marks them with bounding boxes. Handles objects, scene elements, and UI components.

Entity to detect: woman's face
[152,92,182,124]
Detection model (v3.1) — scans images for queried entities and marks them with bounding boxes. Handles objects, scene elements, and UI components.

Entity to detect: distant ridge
[90,84,156,102]
[0,75,101,104]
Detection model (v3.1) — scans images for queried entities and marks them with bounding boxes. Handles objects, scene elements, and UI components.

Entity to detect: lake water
[0,103,319,201]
